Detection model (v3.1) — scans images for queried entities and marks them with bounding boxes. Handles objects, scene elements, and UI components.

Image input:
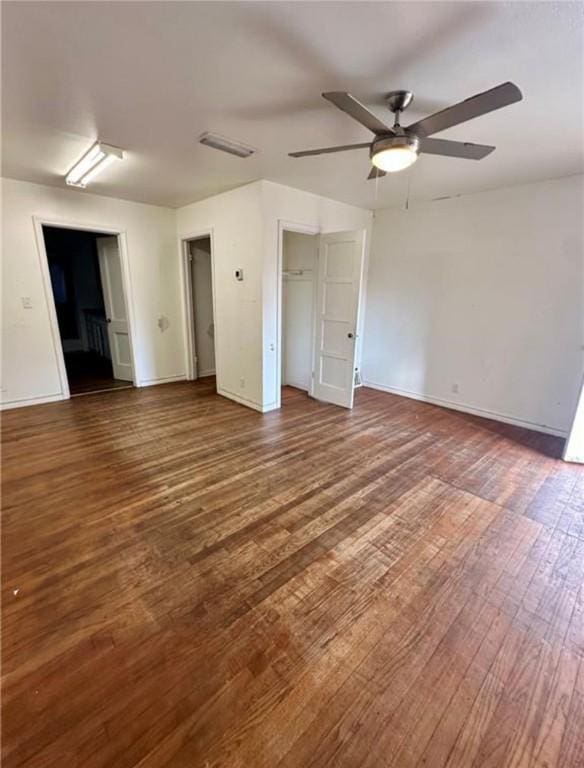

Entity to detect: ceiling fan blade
[367,167,386,180]
[322,92,393,135]
[419,137,495,159]
[289,142,370,158]
[407,82,522,138]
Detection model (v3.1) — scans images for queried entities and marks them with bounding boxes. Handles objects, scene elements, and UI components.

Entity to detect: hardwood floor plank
[2,381,583,768]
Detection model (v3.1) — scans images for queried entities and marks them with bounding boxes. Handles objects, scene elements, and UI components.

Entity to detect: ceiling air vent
[199,133,255,158]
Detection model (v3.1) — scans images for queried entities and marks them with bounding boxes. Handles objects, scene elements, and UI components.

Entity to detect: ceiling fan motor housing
[385,90,414,114]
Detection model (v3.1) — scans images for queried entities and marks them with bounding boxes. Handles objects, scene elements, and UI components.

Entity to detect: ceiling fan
[289,82,523,179]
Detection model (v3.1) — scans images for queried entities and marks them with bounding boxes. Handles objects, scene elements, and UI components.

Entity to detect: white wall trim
[178,228,217,382]
[276,219,320,410]
[3,375,187,404]
[284,379,309,393]
[0,392,66,410]
[362,379,568,438]
[217,386,265,412]
[32,217,72,399]
[137,374,186,387]
[31,215,139,396]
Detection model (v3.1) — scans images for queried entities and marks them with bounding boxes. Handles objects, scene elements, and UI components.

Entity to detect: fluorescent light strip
[66,142,124,187]
[199,132,255,158]
[66,144,105,184]
[80,153,117,186]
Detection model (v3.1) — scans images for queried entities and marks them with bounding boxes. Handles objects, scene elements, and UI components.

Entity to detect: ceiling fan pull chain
[405,167,412,211]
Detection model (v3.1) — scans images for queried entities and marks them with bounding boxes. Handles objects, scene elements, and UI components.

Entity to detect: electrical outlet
[451,383,459,395]
[21,297,32,309]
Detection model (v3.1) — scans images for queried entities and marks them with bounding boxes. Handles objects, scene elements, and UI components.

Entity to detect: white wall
[12,172,576,435]
[362,175,584,436]
[259,181,373,409]
[177,180,372,411]
[1,177,184,407]
[282,231,317,391]
[3,176,370,413]
[177,182,265,410]
[190,238,215,377]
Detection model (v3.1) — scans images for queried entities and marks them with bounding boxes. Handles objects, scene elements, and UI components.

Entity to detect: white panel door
[96,236,133,382]
[312,229,365,408]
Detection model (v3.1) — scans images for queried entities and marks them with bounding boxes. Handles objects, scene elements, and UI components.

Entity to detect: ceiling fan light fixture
[372,146,418,173]
[371,135,419,173]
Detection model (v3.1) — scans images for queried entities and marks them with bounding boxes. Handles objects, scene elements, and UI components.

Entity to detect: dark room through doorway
[43,226,134,396]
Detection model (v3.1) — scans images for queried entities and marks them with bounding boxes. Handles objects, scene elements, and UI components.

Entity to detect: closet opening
[183,235,217,386]
[281,229,318,402]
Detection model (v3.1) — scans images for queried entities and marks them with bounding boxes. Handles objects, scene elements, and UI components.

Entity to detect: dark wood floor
[2,380,583,768]
[64,351,132,395]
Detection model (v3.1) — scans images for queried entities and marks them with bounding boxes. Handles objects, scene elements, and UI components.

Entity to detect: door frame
[33,216,138,399]
[564,373,584,463]
[179,229,217,381]
[276,220,320,409]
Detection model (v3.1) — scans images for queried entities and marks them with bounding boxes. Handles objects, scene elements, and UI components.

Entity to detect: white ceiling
[2,1,583,210]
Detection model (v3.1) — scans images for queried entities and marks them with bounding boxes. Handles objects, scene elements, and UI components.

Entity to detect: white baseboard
[1,392,65,410]
[362,380,568,438]
[198,369,216,378]
[137,374,186,388]
[261,401,281,413]
[282,380,309,392]
[216,387,268,413]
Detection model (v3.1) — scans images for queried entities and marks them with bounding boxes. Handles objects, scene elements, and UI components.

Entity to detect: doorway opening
[42,226,134,396]
[278,225,366,411]
[184,236,216,384]
[281,230,318,399]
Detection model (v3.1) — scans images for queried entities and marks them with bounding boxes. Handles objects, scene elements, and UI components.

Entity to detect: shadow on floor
[64,351,132,396]
[449,411,566,459]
